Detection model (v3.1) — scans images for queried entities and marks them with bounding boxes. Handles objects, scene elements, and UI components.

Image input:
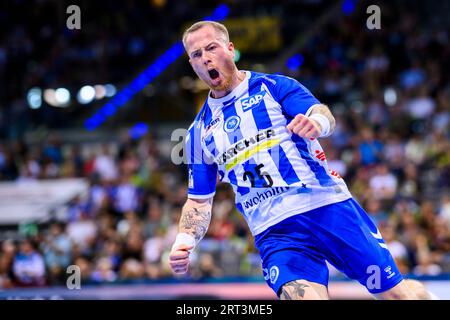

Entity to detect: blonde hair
[182,21,229,50]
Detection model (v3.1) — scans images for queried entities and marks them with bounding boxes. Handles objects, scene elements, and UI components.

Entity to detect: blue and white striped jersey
[186,71,352,235]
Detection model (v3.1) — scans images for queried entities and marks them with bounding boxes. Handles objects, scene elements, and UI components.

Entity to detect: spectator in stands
[369,164,398,201]
[366,198,390,226]
[41,222,72,284]
[143,227,165,279]
[405,86,436,120]
[113,178,141,215]
[12,239,46,287]
[93,145,118,182]
[398,163,419,199]
[120,258,145,280]
[358,127,383,167]
[66,212,98,256]
[439,195,450,228]
[73,256,93,284]
[412,234,442,276]
[0,254,13,288]
[90,257,117,283]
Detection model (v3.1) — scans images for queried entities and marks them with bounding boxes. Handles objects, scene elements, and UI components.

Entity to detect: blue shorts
[255,198,403,296]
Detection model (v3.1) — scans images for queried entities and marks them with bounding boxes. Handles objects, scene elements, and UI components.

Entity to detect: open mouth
[208,69,220,80]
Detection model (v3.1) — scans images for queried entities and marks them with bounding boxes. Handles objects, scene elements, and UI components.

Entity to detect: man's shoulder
[248,71,298,86]
[249,71,299,94]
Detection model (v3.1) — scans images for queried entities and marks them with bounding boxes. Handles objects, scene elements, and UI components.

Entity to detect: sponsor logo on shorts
[370,229,383,240]
[370,228,389,249]
[384,265,396,279]
[269,266,279,284]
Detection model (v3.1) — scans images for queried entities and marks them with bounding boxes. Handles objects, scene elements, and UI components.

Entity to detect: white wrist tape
[172,233,196,252]
[309,113,331,137]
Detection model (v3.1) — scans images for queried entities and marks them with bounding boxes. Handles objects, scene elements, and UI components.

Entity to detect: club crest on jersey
[241,91,266,112]
[224,115,241,133]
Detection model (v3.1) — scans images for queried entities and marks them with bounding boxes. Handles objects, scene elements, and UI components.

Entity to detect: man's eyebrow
[189,48,201,57]
[205,41,219,47]
[189,42,219,57]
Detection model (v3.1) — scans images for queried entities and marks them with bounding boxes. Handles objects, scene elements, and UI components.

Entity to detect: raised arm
[287,104,336,139]
[169,197,213,274]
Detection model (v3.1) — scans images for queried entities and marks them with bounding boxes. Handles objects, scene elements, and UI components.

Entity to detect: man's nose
[202,52,212,65]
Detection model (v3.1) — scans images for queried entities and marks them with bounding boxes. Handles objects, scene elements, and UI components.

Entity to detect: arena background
[0,0,449,299]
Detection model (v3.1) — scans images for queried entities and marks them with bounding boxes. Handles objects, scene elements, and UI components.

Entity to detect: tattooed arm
[169,197,213,274]
[287,104,336,139]
[179,198,212,243]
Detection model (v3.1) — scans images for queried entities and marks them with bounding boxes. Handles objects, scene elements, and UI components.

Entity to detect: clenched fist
[287,114,322,139]
[169,244,193,274]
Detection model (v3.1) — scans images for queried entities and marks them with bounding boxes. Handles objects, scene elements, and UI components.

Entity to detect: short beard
[211,76,232,92]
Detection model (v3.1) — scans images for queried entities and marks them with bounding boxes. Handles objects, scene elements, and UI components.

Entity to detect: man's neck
[210,70,246,99]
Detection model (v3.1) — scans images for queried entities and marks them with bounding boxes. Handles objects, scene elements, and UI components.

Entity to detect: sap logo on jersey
[241,91,266,112]
[224,115,241,133]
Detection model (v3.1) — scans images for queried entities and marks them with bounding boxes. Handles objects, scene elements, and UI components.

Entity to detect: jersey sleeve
[270,75,321,117]
[186,121,218,199]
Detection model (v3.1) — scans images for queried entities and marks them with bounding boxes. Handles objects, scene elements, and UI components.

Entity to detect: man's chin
[210,77,222,88]
[210,79,230,91]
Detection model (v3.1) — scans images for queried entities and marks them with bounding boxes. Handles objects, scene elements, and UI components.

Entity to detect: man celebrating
[169,21,432,300]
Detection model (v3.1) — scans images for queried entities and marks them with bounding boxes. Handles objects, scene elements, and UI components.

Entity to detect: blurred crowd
[1,1,450,288]
[0,0,217,134]
[0,133,258,288]
[0,0,375,134]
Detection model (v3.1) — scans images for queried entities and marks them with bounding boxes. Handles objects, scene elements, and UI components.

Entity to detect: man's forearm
[179,198,212,243]
[309,104,336,135]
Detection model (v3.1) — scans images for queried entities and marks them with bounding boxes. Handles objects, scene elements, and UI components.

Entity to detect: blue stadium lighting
[203,3,230,21]
[286,54,304,71]
[129,122,149,139]
[342,0,356,16]
[85,4,230,131]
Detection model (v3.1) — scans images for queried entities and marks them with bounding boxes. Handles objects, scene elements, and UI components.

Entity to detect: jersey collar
[207,70,250,108]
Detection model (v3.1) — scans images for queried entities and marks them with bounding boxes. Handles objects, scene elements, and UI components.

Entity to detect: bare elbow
[184,197,214,214]
[186,197,213,206]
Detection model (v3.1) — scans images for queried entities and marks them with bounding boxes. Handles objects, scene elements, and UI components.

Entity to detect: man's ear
[185,44,192,66]
[228,42,235,58]
[228,41,235,51]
